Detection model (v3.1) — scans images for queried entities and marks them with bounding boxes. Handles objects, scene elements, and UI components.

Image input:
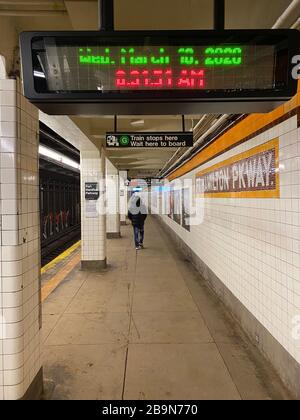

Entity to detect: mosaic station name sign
[196,139,279,198]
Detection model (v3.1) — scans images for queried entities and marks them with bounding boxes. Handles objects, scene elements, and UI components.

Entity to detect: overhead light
[39,145,80,170]
[131,119,145,127]
[34,70,46,79]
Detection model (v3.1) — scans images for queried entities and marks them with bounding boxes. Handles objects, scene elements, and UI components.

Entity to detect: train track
[41,226,81,266]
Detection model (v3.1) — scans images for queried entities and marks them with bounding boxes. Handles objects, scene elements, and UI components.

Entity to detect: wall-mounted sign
[85,182,100,200]
[106,132,193,148]
[195,139,279,199]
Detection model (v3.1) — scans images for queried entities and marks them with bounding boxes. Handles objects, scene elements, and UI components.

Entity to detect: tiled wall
[160,114,300,367]
[106,158,120,235]
[81,150,106,262]
[0,78,41,399]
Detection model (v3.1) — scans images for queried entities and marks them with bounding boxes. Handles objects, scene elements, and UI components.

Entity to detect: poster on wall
[182,187,191,232]
[158,186,163,215]
[164,185,170,217]
[151,187,159,214]
[85,201,98,218]
[169,187,174,220]
[173,189,181,225]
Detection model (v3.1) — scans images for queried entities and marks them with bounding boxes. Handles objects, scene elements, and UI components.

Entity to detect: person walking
[128,195,148,250]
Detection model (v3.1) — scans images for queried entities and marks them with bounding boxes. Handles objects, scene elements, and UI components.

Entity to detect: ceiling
[0,0,298,177]
[3,0,294,30]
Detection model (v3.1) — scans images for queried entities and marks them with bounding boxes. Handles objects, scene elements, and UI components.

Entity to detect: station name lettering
[196,145,278,195]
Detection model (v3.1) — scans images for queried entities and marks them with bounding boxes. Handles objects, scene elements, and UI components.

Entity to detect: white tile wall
[0,78,41,400]
[161,115,300,365]
[81,150,106,262]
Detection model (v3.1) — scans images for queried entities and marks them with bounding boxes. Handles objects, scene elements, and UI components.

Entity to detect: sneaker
[139,244,144,249]
[136,246,142,250]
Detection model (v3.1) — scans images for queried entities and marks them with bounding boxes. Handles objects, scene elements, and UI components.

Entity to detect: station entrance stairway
[42,217,291,400]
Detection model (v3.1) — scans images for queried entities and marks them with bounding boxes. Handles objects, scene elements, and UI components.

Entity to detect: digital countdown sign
[75,44,271,91]
[38,44,271,92]
[20,30,300,114]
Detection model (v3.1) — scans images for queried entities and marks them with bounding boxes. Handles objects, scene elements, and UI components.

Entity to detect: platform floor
[42,217,291,400]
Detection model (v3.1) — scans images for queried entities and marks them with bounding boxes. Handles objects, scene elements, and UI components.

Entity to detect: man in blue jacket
[128,195,148,250]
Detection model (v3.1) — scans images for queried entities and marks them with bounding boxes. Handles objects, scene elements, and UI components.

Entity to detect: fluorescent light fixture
[34,70,46,78]
[131,119,145,126]
[39,145,80,170]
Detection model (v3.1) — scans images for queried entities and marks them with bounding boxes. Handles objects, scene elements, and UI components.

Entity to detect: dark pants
[133,226,144,247]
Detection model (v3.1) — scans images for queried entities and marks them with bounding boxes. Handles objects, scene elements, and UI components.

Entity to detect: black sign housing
[19,29,300,115]
[85,182,100,200]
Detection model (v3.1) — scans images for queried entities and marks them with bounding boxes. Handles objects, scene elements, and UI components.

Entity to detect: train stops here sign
[106,132,193,148]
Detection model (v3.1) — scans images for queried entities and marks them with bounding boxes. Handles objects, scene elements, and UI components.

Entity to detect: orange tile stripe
[195,139,280,199]
[41,252,80,302]
[197,190,279,199]
[168,82,300,181]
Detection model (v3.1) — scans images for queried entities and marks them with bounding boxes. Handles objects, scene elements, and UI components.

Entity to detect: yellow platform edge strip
[41,253,81,302]
[41,240,81,275]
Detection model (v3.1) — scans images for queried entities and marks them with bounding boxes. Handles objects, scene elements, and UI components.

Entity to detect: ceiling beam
[0,1,63,4]
[0,0,94,3]
[0,10,67,15]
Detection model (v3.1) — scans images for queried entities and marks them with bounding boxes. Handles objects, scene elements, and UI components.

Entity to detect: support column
[0,76,42,400]
[106,158,120,239]
[81,149,107,270]
[119,170,128,226]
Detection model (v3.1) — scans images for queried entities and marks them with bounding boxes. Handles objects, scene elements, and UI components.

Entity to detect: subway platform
[41,217,291,400]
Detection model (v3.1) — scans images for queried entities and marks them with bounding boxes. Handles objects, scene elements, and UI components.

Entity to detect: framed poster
[169,187,174,220]
[85,201,98,218]
[173,189,181,225]
[182,187,191,232]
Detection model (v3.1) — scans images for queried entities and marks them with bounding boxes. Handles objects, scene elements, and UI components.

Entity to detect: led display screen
[20,30,300,115]
[33,42,276,92]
